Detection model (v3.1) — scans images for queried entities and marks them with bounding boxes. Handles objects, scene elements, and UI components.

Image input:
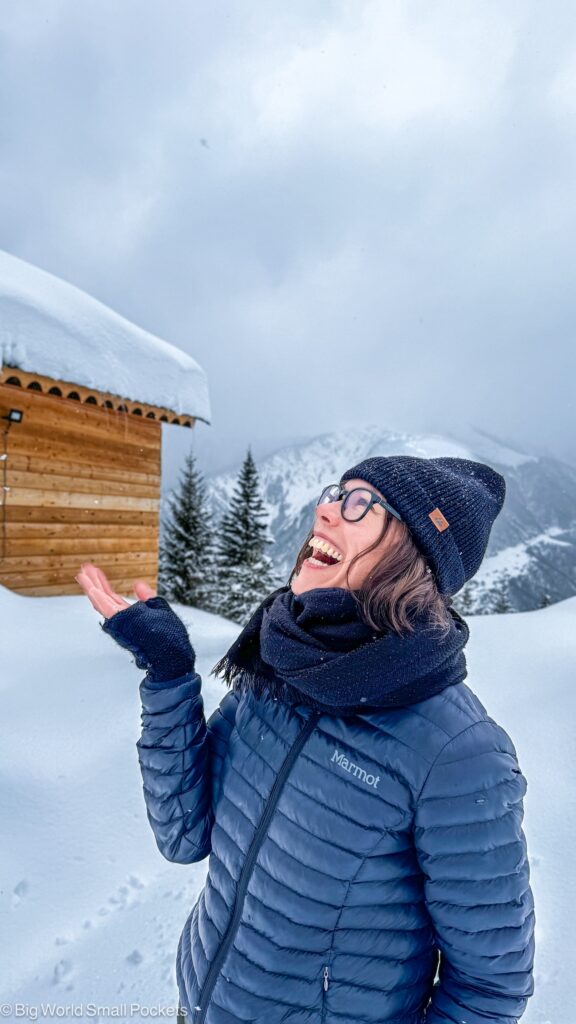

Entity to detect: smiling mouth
[306,536,343,568]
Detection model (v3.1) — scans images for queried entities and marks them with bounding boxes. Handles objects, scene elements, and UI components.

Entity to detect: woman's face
[290,477,399,594]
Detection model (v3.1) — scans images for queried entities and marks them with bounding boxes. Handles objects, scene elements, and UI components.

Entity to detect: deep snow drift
[0,585,571,1023]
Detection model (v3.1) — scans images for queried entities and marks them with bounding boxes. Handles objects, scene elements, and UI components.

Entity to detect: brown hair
[289,510,454,638]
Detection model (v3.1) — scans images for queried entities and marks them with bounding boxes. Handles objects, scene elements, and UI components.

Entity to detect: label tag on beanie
[429,507,450,532]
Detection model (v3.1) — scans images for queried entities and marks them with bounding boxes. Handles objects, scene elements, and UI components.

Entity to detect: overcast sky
[2,0,575,481]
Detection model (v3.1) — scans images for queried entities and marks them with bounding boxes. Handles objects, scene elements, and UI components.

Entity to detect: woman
[77,454,536,1024]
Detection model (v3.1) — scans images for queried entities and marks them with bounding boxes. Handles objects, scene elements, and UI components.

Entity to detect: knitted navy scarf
[213,586,470,716]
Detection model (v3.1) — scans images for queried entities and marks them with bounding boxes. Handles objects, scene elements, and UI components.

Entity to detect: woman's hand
[75,563,196,683]
[75,563,155,619]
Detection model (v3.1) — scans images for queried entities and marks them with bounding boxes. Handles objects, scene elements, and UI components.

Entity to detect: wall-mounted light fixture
[2,409,24,423]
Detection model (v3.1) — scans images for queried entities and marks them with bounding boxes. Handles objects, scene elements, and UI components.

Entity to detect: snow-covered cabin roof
[0,249,210,423]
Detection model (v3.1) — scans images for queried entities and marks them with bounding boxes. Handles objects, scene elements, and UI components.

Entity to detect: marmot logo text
[331,749,380,789]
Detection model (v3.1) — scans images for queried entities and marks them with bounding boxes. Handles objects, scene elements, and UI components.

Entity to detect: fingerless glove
[101,596,196,683]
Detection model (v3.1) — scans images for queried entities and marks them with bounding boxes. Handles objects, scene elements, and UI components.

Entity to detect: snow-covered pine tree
[157,449,216,609]
[214,448,279,624]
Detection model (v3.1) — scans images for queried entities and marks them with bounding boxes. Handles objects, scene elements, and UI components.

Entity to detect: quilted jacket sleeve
[135,669,239,864]
[414,719,535,1024]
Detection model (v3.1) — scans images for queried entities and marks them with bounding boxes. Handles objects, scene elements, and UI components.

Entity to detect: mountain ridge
[203,424,576,613]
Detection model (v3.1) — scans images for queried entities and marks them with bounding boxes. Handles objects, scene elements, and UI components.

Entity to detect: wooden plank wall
[0,383,161,596]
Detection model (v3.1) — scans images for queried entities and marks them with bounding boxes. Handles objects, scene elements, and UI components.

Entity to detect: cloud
[249,1,515,141]
[1,0,574,476]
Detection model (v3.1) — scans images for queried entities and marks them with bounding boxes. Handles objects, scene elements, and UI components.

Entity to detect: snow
[472,527,572,587]
[0,581,570,1023]
[0,249,210,422]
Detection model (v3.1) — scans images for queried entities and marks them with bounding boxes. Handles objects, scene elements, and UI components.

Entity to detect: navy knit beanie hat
[340,456,506,596]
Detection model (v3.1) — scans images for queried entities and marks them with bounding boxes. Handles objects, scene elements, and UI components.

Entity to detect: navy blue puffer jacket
[136,670,535,1024]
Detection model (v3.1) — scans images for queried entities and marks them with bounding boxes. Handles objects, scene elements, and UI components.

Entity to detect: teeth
[308,536,343,561]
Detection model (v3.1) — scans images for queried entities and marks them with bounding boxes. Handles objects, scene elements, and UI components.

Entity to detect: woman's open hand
[75,563,195,682]
[75,563,155,619]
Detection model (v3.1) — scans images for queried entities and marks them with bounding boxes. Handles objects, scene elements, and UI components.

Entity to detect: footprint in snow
[52,959,74,986]
[126,950,144,966]
[12,879,29,907]
[97,877,144,919]
[108,885,131,909]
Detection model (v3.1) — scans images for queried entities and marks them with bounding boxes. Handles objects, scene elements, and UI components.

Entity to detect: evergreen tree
[453,580,478,617]
[490,579,513,614]
[214,448,278,624]
[538,591,552,609]
[157,449,216,609]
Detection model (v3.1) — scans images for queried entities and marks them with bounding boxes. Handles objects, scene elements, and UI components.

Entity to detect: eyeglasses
[317,483,403,523]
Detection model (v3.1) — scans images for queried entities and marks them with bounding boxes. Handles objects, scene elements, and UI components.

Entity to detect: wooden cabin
[0,249,210,597]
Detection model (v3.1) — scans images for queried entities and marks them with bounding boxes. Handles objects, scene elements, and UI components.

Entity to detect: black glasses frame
[317,483,403,522]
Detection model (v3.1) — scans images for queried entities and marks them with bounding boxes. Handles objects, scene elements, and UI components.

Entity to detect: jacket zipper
[194,709,321,1024]
[320,963,331,1023]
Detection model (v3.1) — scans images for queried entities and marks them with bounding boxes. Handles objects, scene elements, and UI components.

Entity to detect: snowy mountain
[0,582,571,1024]
[205,424,576,614]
